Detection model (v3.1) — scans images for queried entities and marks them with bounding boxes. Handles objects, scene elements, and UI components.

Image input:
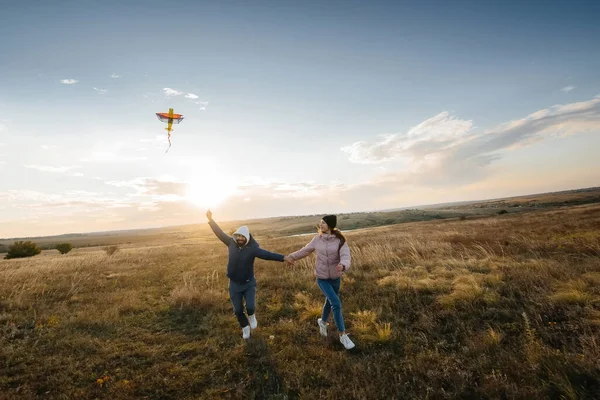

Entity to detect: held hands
[284,255,295,266]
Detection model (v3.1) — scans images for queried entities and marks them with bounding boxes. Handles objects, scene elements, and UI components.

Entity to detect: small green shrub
[4,241,42,259]
[56,243,73,255]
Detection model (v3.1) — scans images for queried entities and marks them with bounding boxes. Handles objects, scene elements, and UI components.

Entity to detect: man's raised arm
[206,210,231,246]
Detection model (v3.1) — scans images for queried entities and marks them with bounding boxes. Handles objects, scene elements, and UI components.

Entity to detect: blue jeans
[229,277,256,328]
[317,278,345,332]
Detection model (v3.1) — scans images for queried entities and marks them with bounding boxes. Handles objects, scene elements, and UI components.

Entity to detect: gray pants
[229,277,256,328]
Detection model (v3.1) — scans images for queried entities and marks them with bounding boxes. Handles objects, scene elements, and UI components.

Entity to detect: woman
[206,210,293,339]
[287,214,355,349]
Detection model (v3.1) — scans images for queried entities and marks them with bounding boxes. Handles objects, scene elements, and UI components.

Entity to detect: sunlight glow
[185,175,239,209]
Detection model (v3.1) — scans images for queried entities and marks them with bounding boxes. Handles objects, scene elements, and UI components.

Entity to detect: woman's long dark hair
[317,225,346,250]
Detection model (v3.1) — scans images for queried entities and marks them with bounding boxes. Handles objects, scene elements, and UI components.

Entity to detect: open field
[0,209,490,252]
[1,203,600,399]
[0,211,463,251]
[3,186,600,252]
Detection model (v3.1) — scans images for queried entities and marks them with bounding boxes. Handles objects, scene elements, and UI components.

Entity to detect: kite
[155,108,184,152]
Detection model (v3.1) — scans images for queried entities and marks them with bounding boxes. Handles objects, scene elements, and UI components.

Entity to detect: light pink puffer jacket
[289,233,351,279]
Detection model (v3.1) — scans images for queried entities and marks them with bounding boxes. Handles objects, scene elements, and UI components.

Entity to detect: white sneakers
[340,333,355,350]
[242,325,251,339]
[242,314,257,339]
[318,318,355,349]
[248,314,257,329]
[317,318,329,337]
[241,315,354,348]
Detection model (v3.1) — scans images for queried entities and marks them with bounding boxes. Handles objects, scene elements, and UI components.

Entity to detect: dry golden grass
[484,327,504,348]
[292,292,323,322]
[1,203,599,399]
[350,309,378,336]
[549,279,594,306]
[437,275,486,307]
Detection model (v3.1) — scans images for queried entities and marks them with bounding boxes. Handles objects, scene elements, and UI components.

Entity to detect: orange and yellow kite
[155,108,184,153]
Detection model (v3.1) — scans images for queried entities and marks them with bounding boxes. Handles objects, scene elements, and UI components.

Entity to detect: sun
[185,175,238,209]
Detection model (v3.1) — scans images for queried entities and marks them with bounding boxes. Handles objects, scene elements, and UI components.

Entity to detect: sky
[1,0,600,238]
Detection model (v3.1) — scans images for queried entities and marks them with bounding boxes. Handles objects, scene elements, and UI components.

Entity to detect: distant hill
[2,185,599,250]
[438,186,600,210]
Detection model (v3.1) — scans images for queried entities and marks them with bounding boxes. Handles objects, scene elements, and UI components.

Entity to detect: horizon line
[2,184,598,241]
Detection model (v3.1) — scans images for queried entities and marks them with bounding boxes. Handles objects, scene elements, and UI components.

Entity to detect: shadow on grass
[153,305,217,338]
[68,320,119,339]
[243,333,300,399]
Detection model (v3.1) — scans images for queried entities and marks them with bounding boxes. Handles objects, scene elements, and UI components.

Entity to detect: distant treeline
[0,242,64,253]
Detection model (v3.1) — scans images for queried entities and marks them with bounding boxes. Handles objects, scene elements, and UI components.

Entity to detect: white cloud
[561,86,575,93]
[93,87,108,94]
[163,88,183,97]
[342,133,400,164]
[80,152,147,163]
[25,164,80,173]
[105,177,187,198]
[0,175,347,237]
[139,135,169,150]
[41,144,59,150]
[98,175,348,222]
[162,88,208,109]
[136,202,160,212]
[104,178,146,190]
[60,79,78,84]
[342,96,600,185]
[235,178,345,200]
[342,112,473,164]
[110,73,121,78]
[0,189,132,212]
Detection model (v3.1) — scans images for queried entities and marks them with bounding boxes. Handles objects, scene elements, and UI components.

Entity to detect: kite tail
[165,133,172,153]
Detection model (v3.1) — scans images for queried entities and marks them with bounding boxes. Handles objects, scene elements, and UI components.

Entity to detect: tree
[56,243,73,255]
[4,241,42,259]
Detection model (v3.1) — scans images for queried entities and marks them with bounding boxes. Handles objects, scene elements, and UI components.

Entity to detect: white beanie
[233,226,250,245]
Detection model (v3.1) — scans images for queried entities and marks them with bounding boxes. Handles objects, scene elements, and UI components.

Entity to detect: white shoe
[340,333,355,349]
[317,318,328,337]
[242,326,251,339]
[248,314,257,329]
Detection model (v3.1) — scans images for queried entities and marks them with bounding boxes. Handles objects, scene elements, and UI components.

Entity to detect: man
[206,210,293,339]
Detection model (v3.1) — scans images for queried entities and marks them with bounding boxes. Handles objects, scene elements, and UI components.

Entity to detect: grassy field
[1,203,600,399]
[3,186,600,252]
[0,209,488,252]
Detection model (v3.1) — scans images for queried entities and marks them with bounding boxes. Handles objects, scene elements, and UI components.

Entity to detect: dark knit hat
[322,215,337,230]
